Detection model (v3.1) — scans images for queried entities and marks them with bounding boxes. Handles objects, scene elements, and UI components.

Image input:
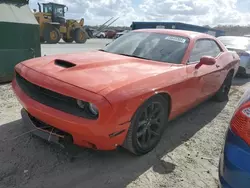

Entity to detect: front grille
[15,72,97,119]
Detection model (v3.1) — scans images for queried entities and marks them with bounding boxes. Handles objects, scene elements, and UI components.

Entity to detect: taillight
[231,102,250,145]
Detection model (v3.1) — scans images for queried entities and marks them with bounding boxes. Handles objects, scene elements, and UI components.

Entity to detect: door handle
[216,64,220,68]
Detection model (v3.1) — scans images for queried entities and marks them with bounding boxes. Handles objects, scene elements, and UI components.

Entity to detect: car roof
[132,29,214,39]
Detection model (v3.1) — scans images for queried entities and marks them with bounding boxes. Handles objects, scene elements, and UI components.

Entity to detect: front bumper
[21,108,67,146]
[219,129,250,188]
[12,73,130,150]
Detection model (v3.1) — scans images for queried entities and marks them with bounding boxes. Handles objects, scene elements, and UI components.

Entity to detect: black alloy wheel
[123,95,168,155]
[136,102,164,149]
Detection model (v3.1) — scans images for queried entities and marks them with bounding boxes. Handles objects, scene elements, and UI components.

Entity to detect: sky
[29,0,250,26]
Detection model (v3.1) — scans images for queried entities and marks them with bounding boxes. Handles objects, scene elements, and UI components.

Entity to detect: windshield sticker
[165,36,186,43]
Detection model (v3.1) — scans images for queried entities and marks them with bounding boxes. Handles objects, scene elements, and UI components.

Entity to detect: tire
[242,72,250,78]
[74,28,87,44]
[43,25,61,44]
[123,95,169,155]
[100,34,104,38]
[63,37,74,43]
[214,71,233,102]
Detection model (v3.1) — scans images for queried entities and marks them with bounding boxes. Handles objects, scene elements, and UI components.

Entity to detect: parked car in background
[218,36,250,77]
[105,30,117,38]
[12,29,239,155]
[93,31,106,38]
[114,30,130,39]
[219,88,250,188]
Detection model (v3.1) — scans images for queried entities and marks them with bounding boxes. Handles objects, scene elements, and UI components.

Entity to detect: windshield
[102,31,190,64]
[54,7,64,17]
[43,4,52,13]
[218,36,250,51]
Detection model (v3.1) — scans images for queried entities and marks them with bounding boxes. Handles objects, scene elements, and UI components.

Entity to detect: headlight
[77,100,86,109]
[88,103,99,116]
[77,100,99,117]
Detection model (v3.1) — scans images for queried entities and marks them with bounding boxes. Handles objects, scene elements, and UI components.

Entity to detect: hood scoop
[54,59,76,68]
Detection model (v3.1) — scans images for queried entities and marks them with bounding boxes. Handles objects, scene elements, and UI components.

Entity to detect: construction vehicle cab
[40,2,67,25]
[35,2,88,44]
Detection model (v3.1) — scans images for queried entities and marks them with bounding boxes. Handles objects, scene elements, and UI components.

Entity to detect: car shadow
[0,99,227,188]
[0,81,11,86]
[232,77,250,86]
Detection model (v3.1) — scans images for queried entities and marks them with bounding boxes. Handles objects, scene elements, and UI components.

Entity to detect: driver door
[186,39,222,101]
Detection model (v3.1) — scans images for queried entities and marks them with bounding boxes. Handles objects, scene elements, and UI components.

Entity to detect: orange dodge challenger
[12,29,240,155]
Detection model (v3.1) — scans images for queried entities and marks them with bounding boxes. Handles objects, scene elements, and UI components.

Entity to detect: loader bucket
[0,0,41,83]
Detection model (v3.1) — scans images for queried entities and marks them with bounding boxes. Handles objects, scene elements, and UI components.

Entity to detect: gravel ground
[0,39,249,188]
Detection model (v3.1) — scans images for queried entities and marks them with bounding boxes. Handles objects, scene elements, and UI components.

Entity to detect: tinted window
[189,39,221,63]
[55,7,64,17]
[210,40,222,56]
[43,5,52,13]
[102,32,190,64]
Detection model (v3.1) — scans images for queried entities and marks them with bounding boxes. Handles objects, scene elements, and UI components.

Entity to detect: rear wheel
[214,71,233,102]
[43,25,61,44]
[74,28,87,44]
[242,72,250,78]
[123,95,168,155]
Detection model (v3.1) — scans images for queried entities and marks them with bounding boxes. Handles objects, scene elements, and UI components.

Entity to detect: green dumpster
[0,0,41,83]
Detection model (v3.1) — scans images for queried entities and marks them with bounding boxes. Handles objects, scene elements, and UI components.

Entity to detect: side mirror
[33,9,37,12]
[105,43,109,46]
[195,56,216,69]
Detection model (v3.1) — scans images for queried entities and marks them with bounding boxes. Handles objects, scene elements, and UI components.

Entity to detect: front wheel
[123,95,168,155]
[74,28,87,43]
[43,25,61,44]
[214,72,233,102]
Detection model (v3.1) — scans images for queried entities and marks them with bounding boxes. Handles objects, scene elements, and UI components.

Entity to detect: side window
[189,40,211,62]
[209,40,222,57]
[189,39,222,63]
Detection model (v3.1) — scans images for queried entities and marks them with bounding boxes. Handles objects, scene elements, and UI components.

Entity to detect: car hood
[21,51,181,94]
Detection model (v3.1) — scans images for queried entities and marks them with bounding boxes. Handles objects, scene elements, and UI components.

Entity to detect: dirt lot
[0,39,249,188]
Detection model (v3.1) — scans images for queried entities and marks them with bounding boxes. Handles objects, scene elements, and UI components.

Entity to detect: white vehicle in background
[114,30,130,39]
[93,31,106,38]
[218,36,250,77]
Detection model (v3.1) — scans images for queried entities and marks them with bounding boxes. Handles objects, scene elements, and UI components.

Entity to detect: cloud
[139,0,250,26]
[29,0,250,26]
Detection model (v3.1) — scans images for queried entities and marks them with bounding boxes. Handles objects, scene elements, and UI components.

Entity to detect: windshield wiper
[117,53,150,60]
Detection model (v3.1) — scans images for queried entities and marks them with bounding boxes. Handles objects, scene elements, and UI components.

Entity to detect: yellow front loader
[34,2,88,44]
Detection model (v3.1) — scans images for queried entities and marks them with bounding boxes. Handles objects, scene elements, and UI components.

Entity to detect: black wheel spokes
[136,102,164,149]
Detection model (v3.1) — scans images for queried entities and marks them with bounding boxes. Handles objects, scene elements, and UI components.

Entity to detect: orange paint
[12,29,240,150]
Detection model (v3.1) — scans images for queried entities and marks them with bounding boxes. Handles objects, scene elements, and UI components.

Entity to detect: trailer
[130,22,225,37]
